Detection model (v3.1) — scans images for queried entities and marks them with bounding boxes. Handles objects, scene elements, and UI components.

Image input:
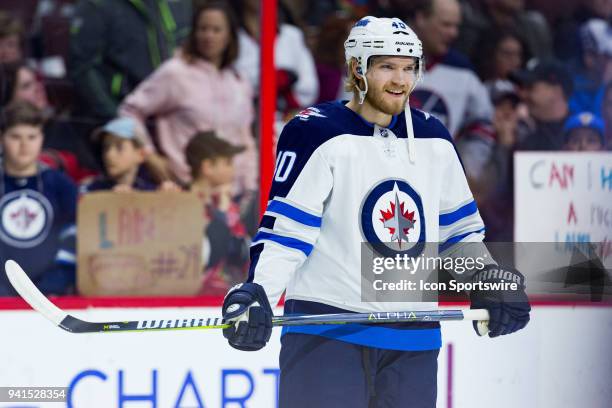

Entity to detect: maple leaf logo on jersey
[296,107,326,121]
[379,192,416,247]
[10,206,39,231]
[360,179,426,257]
[0,190,53,248]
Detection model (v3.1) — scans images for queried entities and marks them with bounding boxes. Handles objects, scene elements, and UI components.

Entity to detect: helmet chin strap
[405,71,422,164]
[356,73,368,105]
[404,98,416,163]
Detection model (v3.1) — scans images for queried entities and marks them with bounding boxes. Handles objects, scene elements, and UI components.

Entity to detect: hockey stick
[5,260,490,334]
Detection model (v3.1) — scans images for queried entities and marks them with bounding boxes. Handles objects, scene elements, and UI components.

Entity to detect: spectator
[68,0,191,121]
[231,0,319,116]
[120,2,257,195]
[457,80,521,197]
[568,19,612,116]
[513,59,573,151]
[0,11,24,64]
[475,29,528,84]
[409,0,494,138]
[313,15,354,103]
[81,117,174,193]
[563,112,606,151]
[0,101,77,296]
[0,62,50,113]
[185,131,250,295]
[456,0,552,62]
[1,62,99,179]
[603,81,612,149]
[455,80,522,241]
[554,0,612,62]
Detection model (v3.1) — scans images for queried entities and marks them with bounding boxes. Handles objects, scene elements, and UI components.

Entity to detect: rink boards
[1,305,611,408]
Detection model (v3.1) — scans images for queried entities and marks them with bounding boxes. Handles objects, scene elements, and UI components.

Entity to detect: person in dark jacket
[68,0,191,121]
[0,101,77,296]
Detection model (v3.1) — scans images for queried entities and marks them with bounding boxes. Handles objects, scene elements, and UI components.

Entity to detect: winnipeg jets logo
[360,179,426,257]
[380,191,416,246]
[296,107,326,121]
[0,190,54,248]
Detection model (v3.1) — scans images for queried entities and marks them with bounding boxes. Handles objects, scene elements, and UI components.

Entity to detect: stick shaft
[5,260,489,334]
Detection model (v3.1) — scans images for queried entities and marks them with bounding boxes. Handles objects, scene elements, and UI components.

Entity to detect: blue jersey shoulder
[390,107,453,144]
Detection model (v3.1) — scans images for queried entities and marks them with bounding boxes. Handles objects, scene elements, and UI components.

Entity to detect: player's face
[565,128,603,152]
[1,125,44,172]
[195,9,231,65]
[364,56,417,115]
[102,136,145,180]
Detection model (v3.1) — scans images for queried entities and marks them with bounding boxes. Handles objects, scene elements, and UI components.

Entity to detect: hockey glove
[470,265,531,338]
[222,283,273,351]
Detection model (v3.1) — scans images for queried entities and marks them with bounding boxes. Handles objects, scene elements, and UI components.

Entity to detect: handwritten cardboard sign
[77,192,205,296]
[514,152,612,272]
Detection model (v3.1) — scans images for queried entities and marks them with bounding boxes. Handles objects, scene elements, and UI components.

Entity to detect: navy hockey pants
[278,333,439,408]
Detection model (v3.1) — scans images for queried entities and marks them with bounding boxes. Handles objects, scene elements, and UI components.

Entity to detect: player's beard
[365,84,410,116]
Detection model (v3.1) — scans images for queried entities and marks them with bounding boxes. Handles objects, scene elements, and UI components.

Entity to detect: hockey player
[222,16,531,407]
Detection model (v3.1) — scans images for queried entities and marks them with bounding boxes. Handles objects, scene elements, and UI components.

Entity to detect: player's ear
[351,59,362,78]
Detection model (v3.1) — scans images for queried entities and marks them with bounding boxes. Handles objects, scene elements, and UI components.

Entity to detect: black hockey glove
[470,265,531,338]
[222,283,273,351]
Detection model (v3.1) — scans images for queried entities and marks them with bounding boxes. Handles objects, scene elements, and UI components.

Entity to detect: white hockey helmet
[344,17,423,95]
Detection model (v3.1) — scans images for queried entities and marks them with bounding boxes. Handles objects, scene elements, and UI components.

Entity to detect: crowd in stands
[0,0,610,297]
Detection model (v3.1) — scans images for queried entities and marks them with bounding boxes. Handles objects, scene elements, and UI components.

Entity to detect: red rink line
[0,296,610,310]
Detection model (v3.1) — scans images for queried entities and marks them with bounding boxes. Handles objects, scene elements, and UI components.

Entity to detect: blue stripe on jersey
[252,231,314,256]
[439,227,486,252]
[281,324,441,351]
[439,200,478,226]
[282,300,441,351]
[267,200,322,227]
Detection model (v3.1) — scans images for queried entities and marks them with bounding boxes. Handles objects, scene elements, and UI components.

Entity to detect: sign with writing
[515,152,612,271]
[77,192,205,296]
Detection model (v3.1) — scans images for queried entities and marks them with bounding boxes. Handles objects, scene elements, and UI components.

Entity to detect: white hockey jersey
[249,101,486,350]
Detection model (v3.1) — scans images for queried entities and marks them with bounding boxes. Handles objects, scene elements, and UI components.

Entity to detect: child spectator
[563,112,606,151]
[81,117,175,193]
[1,61,100,181]
[185,131,250,296]
[0,101,77,296]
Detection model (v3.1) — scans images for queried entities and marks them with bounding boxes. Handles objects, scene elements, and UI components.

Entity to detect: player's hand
[222,283,272,351]
[469,265,530,338]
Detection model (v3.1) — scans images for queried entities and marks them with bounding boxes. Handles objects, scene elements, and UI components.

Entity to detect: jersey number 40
[274,151,297,182]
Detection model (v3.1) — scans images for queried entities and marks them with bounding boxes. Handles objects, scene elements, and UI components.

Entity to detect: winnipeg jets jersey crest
[360,178,425,258]
[248,101,486,350]
[0,190,54,248]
